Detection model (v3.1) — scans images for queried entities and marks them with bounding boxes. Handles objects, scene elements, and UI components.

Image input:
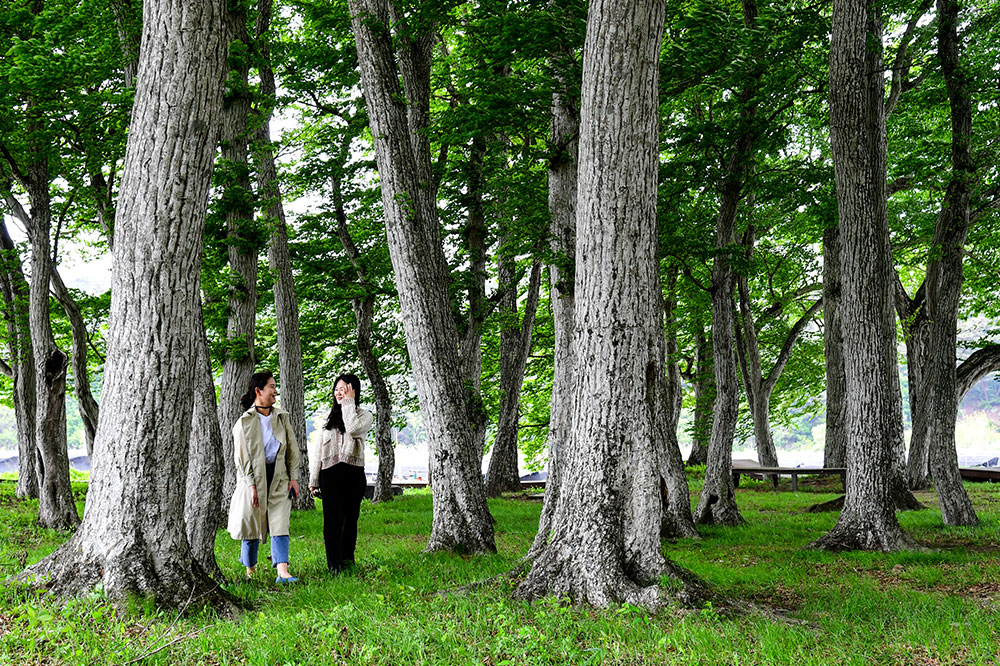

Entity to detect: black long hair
[325,373,361,433]
[240,371,274,410]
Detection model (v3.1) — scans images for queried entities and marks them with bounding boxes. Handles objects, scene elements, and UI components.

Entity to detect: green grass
[1,476,999,665]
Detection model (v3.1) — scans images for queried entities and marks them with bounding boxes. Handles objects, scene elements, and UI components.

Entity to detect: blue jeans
[240,535,289,567]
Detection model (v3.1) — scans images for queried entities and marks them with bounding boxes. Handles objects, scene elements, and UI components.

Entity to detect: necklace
[254,405,272,415]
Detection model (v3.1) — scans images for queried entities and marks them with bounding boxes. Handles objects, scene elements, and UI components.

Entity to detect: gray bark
[25,141,77,531]
[922,0,977,526]
[528,35,578,560]
[0,219,38,498]
[694,0,765,527]
[20,0,234,607]
[348,0,495,552]
[686,325,713,466]
[896,280,932,489]
[485,256,542,497]
[216,8,259,509]
[517,0,670,608]
[659,272,698,539]
[332,179,396,504]
[810,0,918,551]
[822,224,847,468]
[253,0,312,510]
[459,137,490,463]
[956,345,1000,402]
[50,266,100,461]
[185,311,225,579]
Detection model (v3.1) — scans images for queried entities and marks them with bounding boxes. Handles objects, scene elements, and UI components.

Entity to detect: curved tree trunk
[216,7,258,511]
[50,267,100,461]
[253,0,312,510]
[348,0,495,553]
[0,220,38,499]
[956,345,1000,402]
[923,0,977,526]
[517,0,671,608]
[822,224,847,468]
[486,258,542,497]
[810,0,918,552]
[186,311,225,579]
[527,29,579,559]
[20,0,234,607]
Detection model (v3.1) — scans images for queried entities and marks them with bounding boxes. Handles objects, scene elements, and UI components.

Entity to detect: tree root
[804,496,845,513]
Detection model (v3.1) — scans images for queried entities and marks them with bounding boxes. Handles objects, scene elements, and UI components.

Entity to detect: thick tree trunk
[349,0,495,553]
[810,0,918,552]
[897,282,933,489]
[517,0,671,608]
[485,257,542,497]
[185,312,225,579]
[50,267,100,460]
[822,224,847,468]
[25,164,78,531]
[216,8,258,510]
[686,327,713,466]
[923,0,977,526]
[527,37,578,560]
[20,0,234,607]
[0,220,38,499]
[253,0,312,510]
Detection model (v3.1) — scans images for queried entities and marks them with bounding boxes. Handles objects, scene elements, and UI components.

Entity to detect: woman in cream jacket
[227,370,301,583]
[308,373,373,574]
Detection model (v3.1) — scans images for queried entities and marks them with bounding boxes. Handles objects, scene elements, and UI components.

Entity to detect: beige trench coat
[226,405,300,541]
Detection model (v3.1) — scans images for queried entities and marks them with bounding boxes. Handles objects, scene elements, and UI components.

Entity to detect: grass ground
[0,472,998,665]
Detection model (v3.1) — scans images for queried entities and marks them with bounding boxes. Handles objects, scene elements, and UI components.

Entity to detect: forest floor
[0,471,998,665]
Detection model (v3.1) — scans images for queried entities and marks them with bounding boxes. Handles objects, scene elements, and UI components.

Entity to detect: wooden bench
[732,466,846,491]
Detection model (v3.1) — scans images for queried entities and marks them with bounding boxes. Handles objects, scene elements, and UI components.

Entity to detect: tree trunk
[923,0,977,526]
[896,280,933,489]
[20,0,234,607]
[527,31,578,560]
[485,257,542,497]
[348,0,495,553]
[25,158,77,531]
[686,326,713,466]
[734,233,779,472]
[459,137,490,464]
[822,224,847,468]
[517,0,670,608]
[693,178,744,527]
[659,274,698,539]
[216,8,259,510]
[956,345,1000,402]
[694,0,765,527]
[330,177,397,503]
[0,220,38,499]
[50,266,100,461]
[185,311,225,579]
[253,0,312,510]
[810,0,918,552]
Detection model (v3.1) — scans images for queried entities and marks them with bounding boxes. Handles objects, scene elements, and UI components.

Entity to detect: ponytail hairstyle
[240,370,275,410]
[324,373,362,433]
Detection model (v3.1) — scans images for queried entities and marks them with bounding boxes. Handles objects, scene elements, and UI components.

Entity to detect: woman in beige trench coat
[227,370,301,583]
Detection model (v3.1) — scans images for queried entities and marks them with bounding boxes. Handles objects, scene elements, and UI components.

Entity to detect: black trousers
[318,462,367,571]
